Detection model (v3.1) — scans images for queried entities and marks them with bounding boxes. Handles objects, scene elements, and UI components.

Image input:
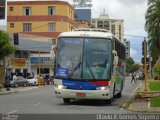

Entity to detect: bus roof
[59,28,113,39]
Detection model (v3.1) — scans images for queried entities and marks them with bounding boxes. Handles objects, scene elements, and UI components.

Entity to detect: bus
[51,28,125,104]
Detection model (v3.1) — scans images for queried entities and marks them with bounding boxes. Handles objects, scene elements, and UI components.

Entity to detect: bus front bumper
[54,87,112,100]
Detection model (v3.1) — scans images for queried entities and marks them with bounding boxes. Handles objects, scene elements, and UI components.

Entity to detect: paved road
[0,76,139,115]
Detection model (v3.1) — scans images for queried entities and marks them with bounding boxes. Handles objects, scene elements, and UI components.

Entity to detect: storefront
[30,54,54,78]
[5,57,30,78]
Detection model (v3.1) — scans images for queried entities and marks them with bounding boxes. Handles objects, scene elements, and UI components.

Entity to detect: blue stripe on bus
[62,80,103,90]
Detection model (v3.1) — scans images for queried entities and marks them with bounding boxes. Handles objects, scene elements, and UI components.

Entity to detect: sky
[0,0,148,62]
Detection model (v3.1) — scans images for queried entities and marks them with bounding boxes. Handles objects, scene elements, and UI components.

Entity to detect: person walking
[131,72,136,83]
[13,73,17,88]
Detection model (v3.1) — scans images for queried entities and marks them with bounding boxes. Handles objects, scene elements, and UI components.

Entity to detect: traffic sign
[141,57,149,64]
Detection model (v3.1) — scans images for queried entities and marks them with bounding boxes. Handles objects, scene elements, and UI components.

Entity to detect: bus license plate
[76,92,86,97]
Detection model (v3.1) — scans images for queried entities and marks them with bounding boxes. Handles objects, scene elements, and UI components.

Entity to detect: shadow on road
[58,99,120,107]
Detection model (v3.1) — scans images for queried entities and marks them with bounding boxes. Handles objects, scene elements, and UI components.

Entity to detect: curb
[122,98,160,113]
[0,90,18,95]
[0,86,40,95]
[127,104,160,113]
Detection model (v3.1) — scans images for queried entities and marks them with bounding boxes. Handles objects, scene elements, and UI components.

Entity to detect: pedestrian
[5,76,11,91]
[32,72,35,76]
[13,73,17,88]
[131,72,136,83]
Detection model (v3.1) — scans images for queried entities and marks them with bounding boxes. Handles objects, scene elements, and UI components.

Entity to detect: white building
[91,14,124,42]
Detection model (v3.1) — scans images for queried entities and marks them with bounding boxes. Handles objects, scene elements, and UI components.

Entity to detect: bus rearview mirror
[114,56,118,65]
[50,45,57,60]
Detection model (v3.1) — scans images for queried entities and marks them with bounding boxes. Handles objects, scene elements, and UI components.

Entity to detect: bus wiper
[68,62,82,78]
[86,62,95,79]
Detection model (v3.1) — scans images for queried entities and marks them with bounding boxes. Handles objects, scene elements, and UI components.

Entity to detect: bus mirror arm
[112,50,118,65]
[114,56,118,65]
[50,45,57,60]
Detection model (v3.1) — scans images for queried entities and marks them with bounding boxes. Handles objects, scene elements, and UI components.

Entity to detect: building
[5,33,53,78]
[75,20,90,28]
[91,15,124,42]
[0,0,5,19]
[30,53,53,78]
[75,9,91,22]
[7,0,77,41]
[73,0,92,23]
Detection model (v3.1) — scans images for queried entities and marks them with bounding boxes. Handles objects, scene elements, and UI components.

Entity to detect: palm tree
[145,0,160,64]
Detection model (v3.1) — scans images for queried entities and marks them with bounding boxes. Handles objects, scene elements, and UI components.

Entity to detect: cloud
[130,48,137,57]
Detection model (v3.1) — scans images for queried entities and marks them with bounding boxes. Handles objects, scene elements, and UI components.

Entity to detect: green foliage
[149,82,160,91]
[126,57,139,73]
[0,30,16,59]
[150,97,160,107]
[150,82,160,91]
[154,66,160,78]
[145,0,160,64]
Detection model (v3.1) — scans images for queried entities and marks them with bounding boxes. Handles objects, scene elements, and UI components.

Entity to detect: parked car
[27,76,38,86]
[10,76,28,87]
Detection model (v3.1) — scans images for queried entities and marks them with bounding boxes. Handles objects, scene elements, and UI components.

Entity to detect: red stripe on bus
[90,81,109,86]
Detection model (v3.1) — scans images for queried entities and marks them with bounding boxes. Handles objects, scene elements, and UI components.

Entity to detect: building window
[15,51,21,58]
[23,52,28,59]
[92,21,95,23]
[10,23,14,28]
[48,23,55,32]
[9,7,14,11]
[48,6,56,16]
[23,23,32,32]
[23,7,32,16]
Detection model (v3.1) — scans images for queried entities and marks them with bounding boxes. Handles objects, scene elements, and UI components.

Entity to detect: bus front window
[83,38,112,80]
[55,38,83,78]
[55,37,112,80]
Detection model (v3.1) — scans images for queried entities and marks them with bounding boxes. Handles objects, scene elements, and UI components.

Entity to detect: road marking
[33,102,41,106]
[7,109,18,114]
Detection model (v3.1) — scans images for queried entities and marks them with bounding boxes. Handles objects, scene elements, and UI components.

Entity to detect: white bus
[51,28,125,104]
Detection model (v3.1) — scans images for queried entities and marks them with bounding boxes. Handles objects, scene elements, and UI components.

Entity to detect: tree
[145,0,160,64]
[126,57,134,73]
[126,57,139,74]
[0,30,16,60]
[0,30,16,87]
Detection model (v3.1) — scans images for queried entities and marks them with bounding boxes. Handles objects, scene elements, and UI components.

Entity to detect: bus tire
[63,98,70,103]
[106,98,113,104]
[116,81,123,98]
[116,92,122,98]
[106,84,115,104]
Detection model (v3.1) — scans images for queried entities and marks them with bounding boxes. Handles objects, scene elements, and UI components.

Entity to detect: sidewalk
[0,86,40,95]
[126,80,160,113]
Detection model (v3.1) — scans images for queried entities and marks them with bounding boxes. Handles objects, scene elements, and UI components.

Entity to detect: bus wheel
[106,84,115,104]
[63,98,70,103]
[106,98,113,104]
[116,92,122,98]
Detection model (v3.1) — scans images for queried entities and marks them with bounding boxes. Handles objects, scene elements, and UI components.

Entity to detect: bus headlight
[96,86,110,90]
[56,85,67,89]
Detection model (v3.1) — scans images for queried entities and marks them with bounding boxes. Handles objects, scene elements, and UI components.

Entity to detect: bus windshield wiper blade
[86,62,95,79]
[68,62,82,78]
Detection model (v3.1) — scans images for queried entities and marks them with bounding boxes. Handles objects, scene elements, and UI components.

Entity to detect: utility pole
[149,55,152,80]
[38,48,41,77]
[142,37,148,92]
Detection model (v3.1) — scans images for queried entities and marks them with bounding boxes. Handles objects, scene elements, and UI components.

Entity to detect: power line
[124,34,145,38]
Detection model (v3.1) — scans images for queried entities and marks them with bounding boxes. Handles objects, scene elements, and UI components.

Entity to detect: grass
[148,82,160,91]
[150,97,160,107]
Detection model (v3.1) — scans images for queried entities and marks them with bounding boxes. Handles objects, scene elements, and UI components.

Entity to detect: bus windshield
[55,37,112,80]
